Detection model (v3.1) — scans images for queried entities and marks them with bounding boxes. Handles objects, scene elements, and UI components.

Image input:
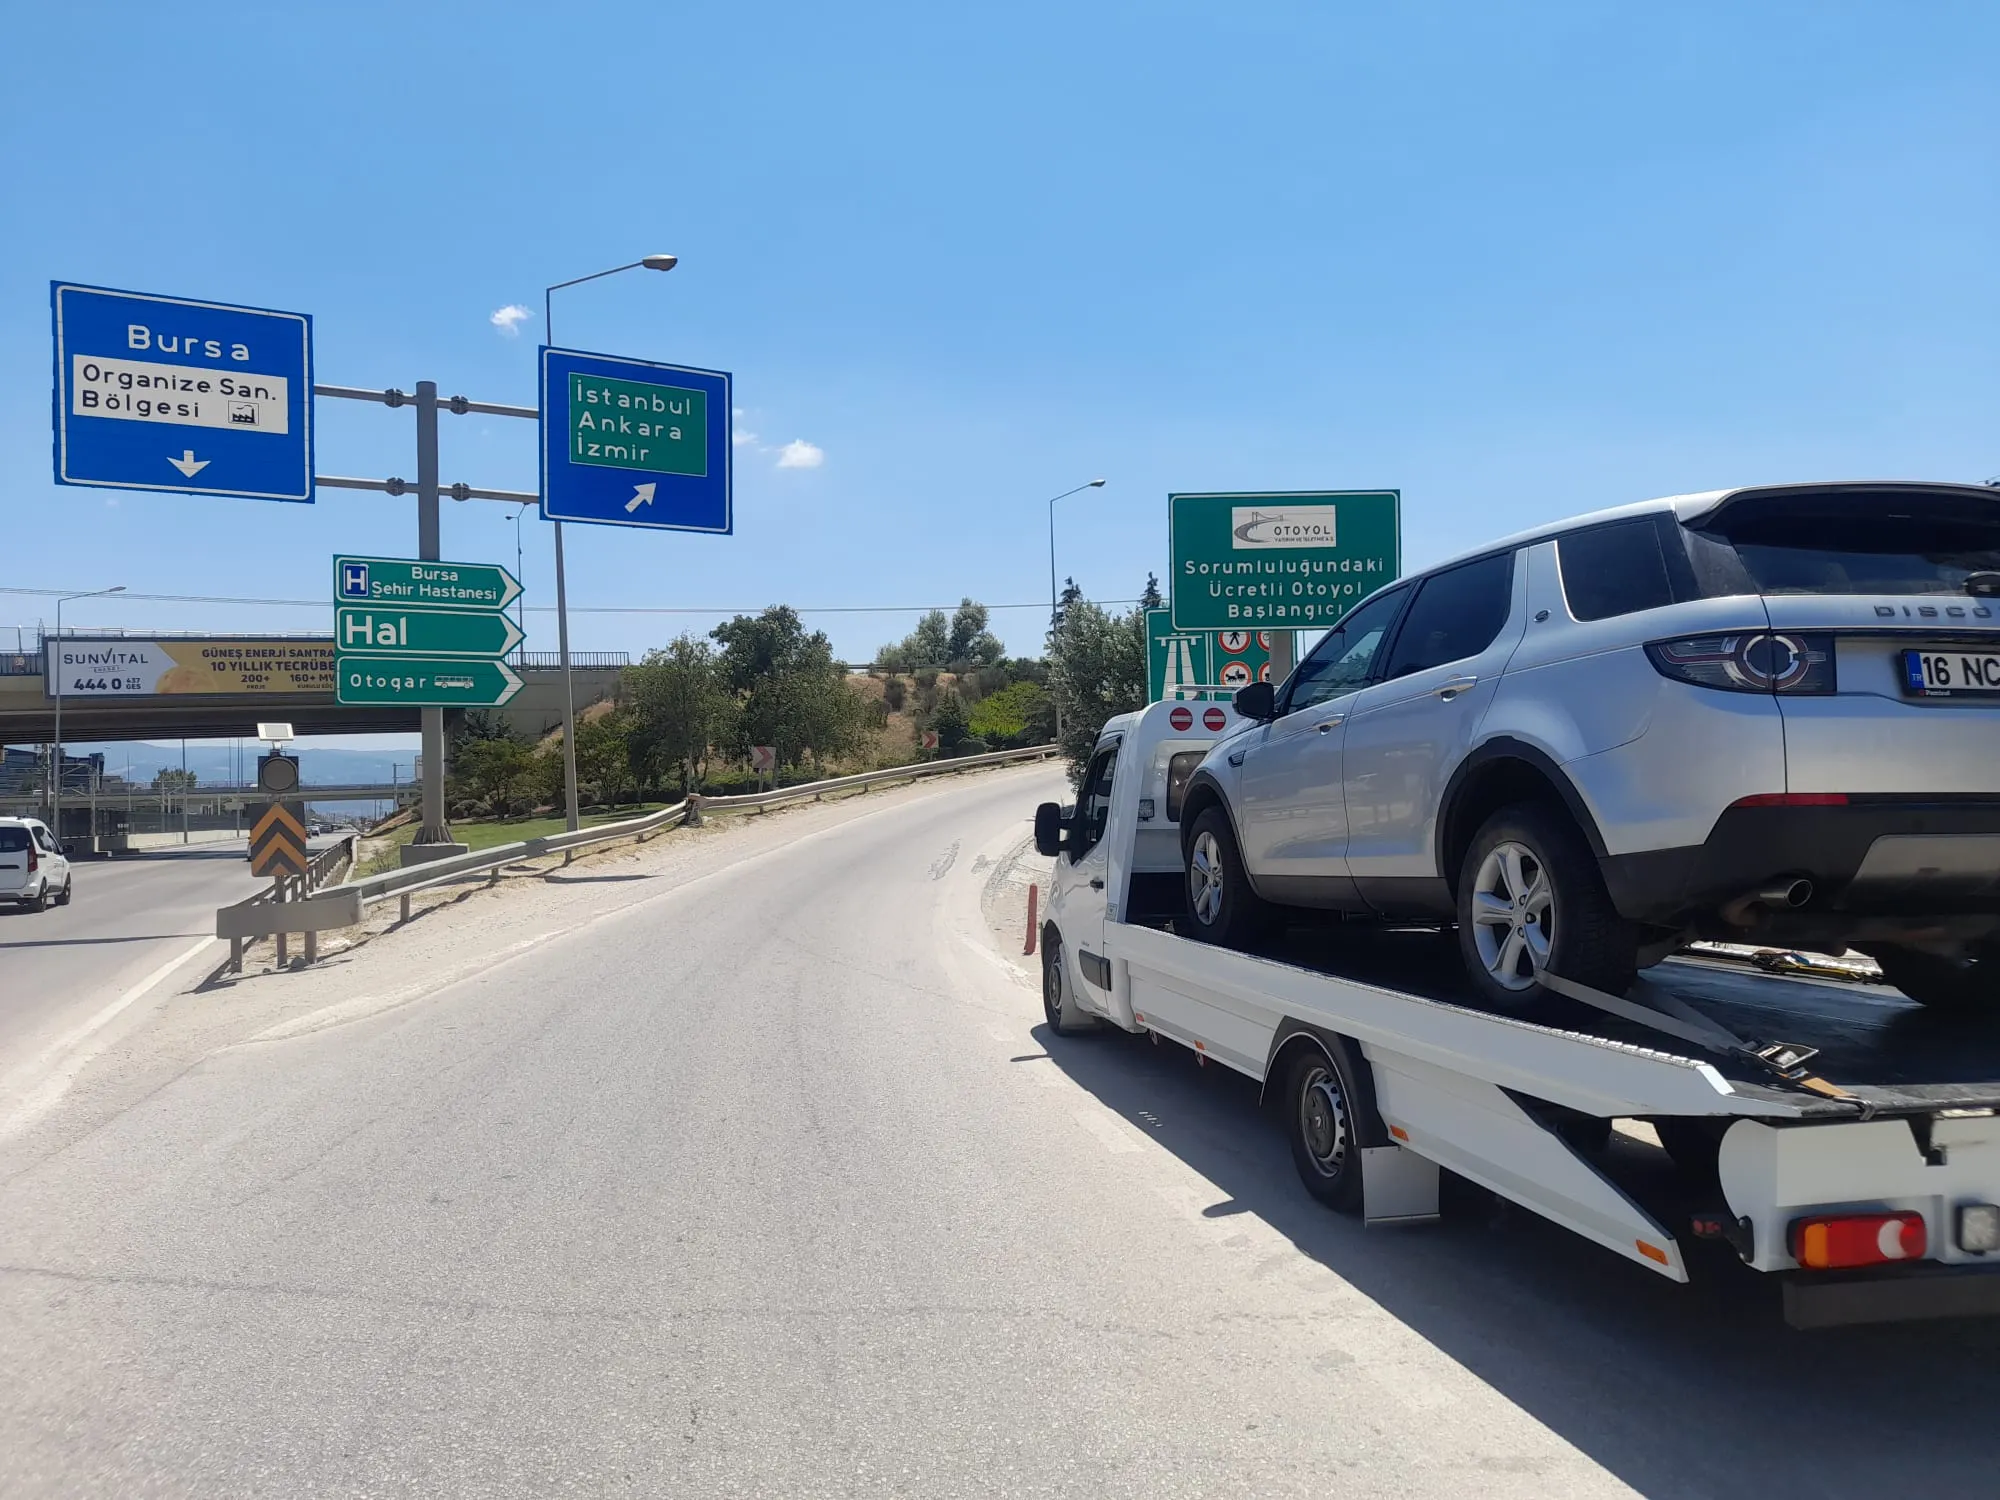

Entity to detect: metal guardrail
[218,831,358,971]
[215,745,1059,964]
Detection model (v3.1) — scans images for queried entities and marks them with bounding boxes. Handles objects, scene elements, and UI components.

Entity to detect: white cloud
[733,429,759,448]
[775,439,825,470]
[489,304,534,337]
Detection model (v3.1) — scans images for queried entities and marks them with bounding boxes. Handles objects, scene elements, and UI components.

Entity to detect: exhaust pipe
[1720,878,1814,928]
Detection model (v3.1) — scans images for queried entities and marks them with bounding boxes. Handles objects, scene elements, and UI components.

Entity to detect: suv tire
[1456,804,1638,1013]
[1183,807,1275,950]
[1871,946,1994,1013]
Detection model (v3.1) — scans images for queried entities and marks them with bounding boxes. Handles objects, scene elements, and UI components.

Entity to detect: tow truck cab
[1036,699,1240,1029]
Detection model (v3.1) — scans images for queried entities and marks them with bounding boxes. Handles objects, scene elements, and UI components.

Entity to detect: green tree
[947,598,1004,668]
[573,709,639,807]
[928,689,972,755]
[151,766,197,792]
[712,606,866,770]
[1139,572,1164,611]
[623,635,736,792]
[1047,593,1147,782]
[967,679,1049,748]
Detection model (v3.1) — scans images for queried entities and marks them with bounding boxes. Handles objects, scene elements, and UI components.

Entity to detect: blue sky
[4,1,1997,752]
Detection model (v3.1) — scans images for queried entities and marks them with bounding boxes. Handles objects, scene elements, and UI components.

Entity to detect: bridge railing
[213,744,1060,965]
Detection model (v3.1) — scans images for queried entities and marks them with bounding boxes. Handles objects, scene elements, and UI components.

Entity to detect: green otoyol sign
[568,372,707,477]
[1169,490,1400,630]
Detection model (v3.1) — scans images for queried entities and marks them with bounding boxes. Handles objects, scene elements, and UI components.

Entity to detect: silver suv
[1178,481,2000,1012]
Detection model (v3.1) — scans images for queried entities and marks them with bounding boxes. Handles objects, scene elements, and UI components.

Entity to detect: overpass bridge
[1,634,625,744]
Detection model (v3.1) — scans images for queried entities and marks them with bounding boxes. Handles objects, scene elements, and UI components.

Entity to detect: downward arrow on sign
[626,482,656,514]
[168,450,210,478]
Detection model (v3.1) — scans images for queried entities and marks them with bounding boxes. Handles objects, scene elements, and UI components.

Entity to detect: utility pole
[414,380,449,847]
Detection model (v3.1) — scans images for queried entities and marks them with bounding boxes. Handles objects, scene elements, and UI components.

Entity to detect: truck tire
[1041,931,1099,1036]
[1183,807,1275,950]
[1871,946,1994,1013]
[1456,804,1638,1015]
[1281,1042,1366,1212]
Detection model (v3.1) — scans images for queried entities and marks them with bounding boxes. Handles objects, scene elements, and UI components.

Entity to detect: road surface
[0,769,1992,1497]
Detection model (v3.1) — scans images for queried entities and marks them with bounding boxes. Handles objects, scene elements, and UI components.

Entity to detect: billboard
[44,637,336,698]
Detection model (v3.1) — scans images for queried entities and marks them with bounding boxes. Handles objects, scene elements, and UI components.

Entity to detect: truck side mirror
[1234,681,1276,721]
[1034,802,1065,857]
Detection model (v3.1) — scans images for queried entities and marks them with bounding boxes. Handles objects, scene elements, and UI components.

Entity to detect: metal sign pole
[413,381,448,846]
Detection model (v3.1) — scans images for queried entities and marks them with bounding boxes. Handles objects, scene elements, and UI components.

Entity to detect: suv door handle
[1316,716,1343,733]
[1434,675,1479,701]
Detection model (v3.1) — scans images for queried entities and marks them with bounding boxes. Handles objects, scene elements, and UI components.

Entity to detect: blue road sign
[52,282,314,503]
[539,346,731,533]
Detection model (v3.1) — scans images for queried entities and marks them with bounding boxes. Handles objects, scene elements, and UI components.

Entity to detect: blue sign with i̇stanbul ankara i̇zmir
[539,345,732,533]
[50,282,314,503]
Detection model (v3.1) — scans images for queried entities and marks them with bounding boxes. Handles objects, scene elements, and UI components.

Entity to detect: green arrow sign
[334,554,522,612]
[336,605,524,659]
[334,657,524,707]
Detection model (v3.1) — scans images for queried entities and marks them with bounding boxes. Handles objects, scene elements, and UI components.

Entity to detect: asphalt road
[0,771,1993,1498]
[0,838,285,1067]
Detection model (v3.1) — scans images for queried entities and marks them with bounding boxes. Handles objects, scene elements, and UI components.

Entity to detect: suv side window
[1071,742,1119,859]
[1283,586,1409,715]
[1558,517,1677,621]
[1381,552,1516,679]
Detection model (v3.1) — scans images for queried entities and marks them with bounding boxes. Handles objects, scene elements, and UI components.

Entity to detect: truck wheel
[1184,807,1275,950]
[1456,804,1637,1014]
[1282,1044,1365,1212]
[1871,946,1994,1012]
[1041,931,1098,1036]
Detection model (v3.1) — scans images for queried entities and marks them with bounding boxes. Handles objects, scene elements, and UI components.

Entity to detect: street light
[1047,479,1106,742]
[51,584,124,848]
[544,253,678,832]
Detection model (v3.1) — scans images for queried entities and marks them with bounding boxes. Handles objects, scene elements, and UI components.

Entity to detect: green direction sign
[335,555,522,612]
[1146,609,1274,701]
[335,657,523,707]
[1169,491,1400,631]
[336,605,524,660]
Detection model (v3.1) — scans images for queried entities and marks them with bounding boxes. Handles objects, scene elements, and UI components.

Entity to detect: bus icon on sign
[340,562,370,598]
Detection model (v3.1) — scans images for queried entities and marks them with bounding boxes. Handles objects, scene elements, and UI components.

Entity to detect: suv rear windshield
[0,828,29,852]
[1692,490,2000,596]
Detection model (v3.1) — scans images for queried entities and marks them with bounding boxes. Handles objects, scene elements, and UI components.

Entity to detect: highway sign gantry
[1169,490,1400,631]
[335,556,522,611]
[335,658,524,707]
[337,605,524,659]
[539,346,732,533]
[51,282,314,503]
[250,800,310,877]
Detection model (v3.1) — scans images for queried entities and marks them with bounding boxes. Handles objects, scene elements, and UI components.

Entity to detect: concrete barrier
[116,828,242,853]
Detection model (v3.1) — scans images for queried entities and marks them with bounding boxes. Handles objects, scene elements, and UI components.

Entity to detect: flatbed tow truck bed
[1042,699,2000,1328]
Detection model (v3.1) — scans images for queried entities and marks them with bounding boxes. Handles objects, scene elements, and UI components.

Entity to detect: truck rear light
[1790,1211,1926,1270]
[1646,631,1835,694]
[1958,1203,2000,1254]
[1730,792,1850,809]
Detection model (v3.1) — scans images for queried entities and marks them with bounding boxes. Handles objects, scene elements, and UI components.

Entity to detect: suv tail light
[1791,1211,1926,1270]
[1646,632,1836,694]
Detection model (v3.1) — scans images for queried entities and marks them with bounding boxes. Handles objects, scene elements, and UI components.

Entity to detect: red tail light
[25,846,37,873]
[1731,793,1849,809]
[1791,1211,1927,1270]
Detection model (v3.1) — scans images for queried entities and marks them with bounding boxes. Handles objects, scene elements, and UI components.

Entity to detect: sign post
[1169,491,1401,679]
[51,283,313,503]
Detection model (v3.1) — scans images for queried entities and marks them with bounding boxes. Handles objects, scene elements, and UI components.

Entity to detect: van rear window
[0,828,29,852]
[1693,491,2000,596]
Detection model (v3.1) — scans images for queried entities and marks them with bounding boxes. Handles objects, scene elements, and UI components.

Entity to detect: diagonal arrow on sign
[625,482,656,514]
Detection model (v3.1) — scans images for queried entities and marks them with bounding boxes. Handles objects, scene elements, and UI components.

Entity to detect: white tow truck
[1035,698,2000,1327]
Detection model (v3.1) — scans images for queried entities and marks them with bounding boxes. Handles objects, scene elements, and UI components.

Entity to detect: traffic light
[257,753,300,796]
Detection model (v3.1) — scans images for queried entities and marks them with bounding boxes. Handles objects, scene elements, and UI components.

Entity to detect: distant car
[0,817,72,911]
[1179,480,2000,1013]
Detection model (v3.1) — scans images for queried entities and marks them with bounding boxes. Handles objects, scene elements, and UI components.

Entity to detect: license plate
[1901,648,2000,697]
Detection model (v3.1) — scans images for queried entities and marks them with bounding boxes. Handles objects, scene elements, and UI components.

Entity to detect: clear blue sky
[4,0,1997,690]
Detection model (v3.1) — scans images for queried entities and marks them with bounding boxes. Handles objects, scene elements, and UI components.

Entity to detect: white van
[0,817,73,911]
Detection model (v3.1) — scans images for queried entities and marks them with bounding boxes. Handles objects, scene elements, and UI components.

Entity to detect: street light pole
[1045,479,1106,744]
[544,253,678,832]
[50,584,124,848]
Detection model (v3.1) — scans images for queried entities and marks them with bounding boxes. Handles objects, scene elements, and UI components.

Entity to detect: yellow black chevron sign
[250,800,309,877]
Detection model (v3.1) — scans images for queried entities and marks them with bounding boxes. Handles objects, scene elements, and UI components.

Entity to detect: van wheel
[56,877,73,907]
[1457,804,1637,1014]
[1184,807,1275,950]
[1041,931,1098,1036]
[1871,946,1995,1013]
[1282,1044,1365,1212]
[30,881,52,913]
